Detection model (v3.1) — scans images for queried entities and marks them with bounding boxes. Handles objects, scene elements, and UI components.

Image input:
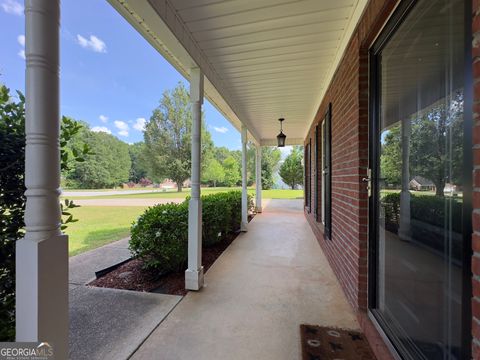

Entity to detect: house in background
[409,176,436,192]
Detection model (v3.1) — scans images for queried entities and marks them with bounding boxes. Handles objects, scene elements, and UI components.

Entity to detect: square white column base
[241,222,248,232]
[16,234,69,359]
[185,267,204,291]
[255,206,262,213]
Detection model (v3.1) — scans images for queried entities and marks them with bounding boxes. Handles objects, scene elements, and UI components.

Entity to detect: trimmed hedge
[129,191,253,273]
[130,202,189,272]
[381,192,463,233]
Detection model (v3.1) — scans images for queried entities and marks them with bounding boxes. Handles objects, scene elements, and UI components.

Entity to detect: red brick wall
[305,0,397,307]
[305,0,478,359]
[473,0,480,357]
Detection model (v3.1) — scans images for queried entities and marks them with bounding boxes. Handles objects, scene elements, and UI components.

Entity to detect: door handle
[362,169,372,197]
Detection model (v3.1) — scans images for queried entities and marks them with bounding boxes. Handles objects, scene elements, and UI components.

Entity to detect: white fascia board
[107,0,260,146]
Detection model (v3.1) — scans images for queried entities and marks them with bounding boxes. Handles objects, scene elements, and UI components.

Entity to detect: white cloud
[17,34,25,59]
[1,0,23,16]
[213,126,228,134]
[99,115,108,123]
[17,34,25,46]
[76,34,107,53]
[114,120,129,131]
[115,121,129,137]
[133,117,146,131]
[91,126,112,134]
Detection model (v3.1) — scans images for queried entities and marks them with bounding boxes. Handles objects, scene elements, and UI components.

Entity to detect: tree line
[380,91,463,196]
[63,83,285,191]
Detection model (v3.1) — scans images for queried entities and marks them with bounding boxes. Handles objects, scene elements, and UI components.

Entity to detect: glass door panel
[371,0,466,358]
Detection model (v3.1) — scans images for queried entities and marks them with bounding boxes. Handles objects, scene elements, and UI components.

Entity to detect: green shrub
[201,191,254,247]
[202,192,231,247]
[129,202,188,273]
[410,194,463,233]
[0,86,90,341]
[129,190,254,271]
[0,86,24,342]
[381,192,463,233]
[381,192,400,230]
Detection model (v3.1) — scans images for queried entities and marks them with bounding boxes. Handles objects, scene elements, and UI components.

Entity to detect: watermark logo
[0,342,54,360]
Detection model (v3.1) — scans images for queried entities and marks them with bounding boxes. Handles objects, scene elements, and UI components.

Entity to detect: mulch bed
[88,215,254,296]
[300,325,376,360]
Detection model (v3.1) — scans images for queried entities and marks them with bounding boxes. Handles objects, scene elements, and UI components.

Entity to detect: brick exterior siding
[305,0,480,358]
[303,3,399,359]
[473,1,480,357]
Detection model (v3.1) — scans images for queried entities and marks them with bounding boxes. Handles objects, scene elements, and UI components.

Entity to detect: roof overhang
[108,0,368,145]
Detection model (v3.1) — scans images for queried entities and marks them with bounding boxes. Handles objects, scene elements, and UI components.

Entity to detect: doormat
[300,324,376,360]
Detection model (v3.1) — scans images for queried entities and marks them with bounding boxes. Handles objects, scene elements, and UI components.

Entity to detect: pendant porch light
[277,118,286,147]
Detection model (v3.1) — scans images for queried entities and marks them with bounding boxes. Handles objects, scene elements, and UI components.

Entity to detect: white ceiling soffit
[108,0,368,144]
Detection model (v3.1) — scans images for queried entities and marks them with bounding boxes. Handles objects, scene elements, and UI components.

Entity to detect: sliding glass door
[369,0,471,358]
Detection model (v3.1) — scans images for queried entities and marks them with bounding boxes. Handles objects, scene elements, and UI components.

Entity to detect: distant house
[409,176,436,191]
[158,179,177,190]
[158,179,191,190]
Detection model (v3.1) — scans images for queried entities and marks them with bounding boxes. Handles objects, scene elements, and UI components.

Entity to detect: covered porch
[128,199,357,359]
[17,0,478,359]
[64,199,357,360]
[17,1,366,357]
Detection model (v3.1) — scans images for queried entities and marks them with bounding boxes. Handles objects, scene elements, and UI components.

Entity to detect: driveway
[62,189,165,197]
[72,198,184,207]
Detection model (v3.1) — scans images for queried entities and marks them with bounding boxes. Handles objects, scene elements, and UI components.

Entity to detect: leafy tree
[70,130,131,188]
[143,82,213,191]
[241,145,281,189]
[380,125,401,186]
[410,93,463,196]
[223,155,241,186]
[279,146,304,189]
[378,92,463,196]
[247,143,257,186]
[214,146,231,164]
[261,147,282,189]
[202,158,225,187]
[0,86,24,341]
[128,142,148,183]
[0,85,90,341]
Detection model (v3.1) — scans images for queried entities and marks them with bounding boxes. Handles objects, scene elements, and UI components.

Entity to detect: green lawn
[65,188,303,256]
[258,189,303,199]
[65,206,146,256]
[64,187,303,200]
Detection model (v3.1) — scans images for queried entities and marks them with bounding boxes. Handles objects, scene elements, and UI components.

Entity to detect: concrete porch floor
[131,199,359,360]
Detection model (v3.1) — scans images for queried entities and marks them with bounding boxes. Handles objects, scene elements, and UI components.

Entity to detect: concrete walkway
[69,238,132,285]
[69,238,182,360]
[131,199,359,360]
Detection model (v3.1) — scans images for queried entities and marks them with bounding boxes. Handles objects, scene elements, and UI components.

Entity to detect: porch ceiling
[109,0,368,144]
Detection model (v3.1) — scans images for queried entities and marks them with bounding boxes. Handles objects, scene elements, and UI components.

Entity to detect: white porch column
[255,144,262,213]
[185,67,204,290]
[241,125,248,231]
[16,0,68,358]
[399,117,411,240]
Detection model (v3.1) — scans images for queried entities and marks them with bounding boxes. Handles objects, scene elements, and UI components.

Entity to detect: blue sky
[0,0,241,149]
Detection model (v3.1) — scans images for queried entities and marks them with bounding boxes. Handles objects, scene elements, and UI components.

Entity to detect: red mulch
[88,215,254,296]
